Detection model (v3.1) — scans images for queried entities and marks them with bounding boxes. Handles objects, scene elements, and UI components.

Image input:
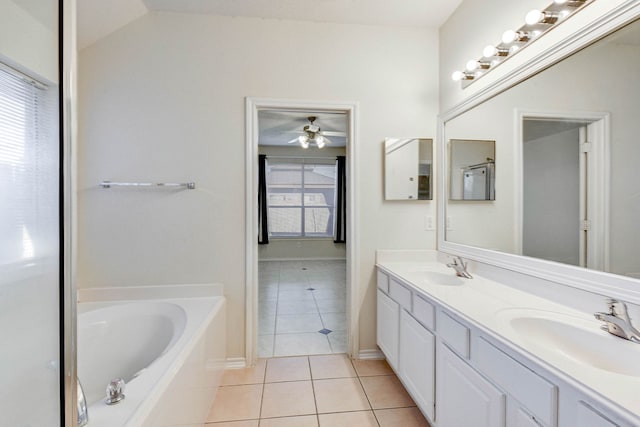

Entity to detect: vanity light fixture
[554,0,587,5]
[452,0,593,86]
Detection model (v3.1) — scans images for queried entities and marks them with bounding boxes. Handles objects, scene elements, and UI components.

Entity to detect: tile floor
[206,355,431,427]
[258,260,347,357]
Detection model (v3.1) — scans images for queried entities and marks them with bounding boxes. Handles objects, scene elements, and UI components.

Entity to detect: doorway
[245,98,359,365]
[516,111,610,271]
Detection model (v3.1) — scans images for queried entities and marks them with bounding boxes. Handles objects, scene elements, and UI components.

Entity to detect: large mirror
[444,17,640,280]
[385,138,433,200]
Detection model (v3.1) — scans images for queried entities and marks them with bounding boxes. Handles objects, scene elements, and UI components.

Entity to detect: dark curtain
[334,155,346,243]
[258,154,269,244]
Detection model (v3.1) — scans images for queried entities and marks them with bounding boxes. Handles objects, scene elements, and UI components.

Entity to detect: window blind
[0,64,58,269]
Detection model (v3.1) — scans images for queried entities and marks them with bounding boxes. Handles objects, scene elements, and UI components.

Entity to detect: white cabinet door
[438,343,506,427]
[510,406,544,427]
[377,289,400,369]
[399,309,435,422]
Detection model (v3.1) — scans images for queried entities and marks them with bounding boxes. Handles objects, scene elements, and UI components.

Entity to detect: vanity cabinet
[438,342,506,427]
[399,309,435,421]
[376,289,399,370]
[576,403,620,427]
[376,265,640,427]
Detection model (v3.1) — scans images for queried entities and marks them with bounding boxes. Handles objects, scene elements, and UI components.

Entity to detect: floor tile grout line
[306,356,321,422]
[350,358,384,427]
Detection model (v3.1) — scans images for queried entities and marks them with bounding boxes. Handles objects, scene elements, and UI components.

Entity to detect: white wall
[78,12,440,358]
[0,0,58,83]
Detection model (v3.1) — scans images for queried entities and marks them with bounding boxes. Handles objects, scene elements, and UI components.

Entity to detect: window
[0,64,57,267]
[266,158,337,238]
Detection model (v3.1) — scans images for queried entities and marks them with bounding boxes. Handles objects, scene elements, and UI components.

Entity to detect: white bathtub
[77,285,226,427]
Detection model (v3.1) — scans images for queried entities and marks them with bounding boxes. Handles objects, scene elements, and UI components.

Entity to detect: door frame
[245,97,359,364]
[514,109,610,271]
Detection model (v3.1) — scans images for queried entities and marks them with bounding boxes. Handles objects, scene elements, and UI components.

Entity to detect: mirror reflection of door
[522,118,607,269]
[449,139,495,201]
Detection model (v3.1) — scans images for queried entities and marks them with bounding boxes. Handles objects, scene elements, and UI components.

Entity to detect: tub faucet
[446,256,472,279]
[594,299,640,343]
[77,379,88,427]
[106,378,126,405]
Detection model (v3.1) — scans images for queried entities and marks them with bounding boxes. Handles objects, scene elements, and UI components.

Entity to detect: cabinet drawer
[389,278,412,310]
[412,294,435,331]
[437,311,470,358]
[377,270,389,293]
[477,338,557,427]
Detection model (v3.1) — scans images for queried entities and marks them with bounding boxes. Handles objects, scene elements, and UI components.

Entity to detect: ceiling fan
[287,116,335,149]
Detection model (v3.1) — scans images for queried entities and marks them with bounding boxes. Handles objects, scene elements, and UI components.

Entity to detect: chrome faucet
[77,379,89,427]
[594,299,640,343]
[446,256,472,279]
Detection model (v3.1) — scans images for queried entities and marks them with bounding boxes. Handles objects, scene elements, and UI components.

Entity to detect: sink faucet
[594,299,640,343]
[446,256,472,279]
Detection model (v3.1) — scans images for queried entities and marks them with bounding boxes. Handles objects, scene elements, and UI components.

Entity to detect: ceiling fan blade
[321,130,346,137]
[287,137,300,144]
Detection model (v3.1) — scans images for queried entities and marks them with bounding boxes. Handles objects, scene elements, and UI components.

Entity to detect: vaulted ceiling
[78,0,462,50]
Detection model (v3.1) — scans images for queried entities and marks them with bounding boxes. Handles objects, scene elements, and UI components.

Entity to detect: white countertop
[376,258,640,422]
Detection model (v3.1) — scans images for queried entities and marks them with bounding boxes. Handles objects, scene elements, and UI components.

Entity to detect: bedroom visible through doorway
[256,109,349,357]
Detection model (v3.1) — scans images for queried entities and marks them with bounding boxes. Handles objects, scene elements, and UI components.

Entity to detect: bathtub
[77,285,226,427]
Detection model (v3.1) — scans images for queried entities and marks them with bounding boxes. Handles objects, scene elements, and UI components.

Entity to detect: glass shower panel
[0,0,61,424]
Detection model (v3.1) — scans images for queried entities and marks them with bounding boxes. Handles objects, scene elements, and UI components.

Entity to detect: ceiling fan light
[316,136,326,149]
[298,135,310,149]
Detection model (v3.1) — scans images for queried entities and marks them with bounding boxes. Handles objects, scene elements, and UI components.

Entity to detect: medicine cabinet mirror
[384,138,433,201]
[448,139,495,201]
[441,15,640,282]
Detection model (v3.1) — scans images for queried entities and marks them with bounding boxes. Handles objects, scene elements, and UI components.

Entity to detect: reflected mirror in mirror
[449,139,495,201]
[384,138,433,200]
[444,18,640,279]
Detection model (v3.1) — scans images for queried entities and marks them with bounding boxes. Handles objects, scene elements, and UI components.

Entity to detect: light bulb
[316,136,326,149]
[526,9,560,25]
[483,45,497,58]
[465,60,479,72]
[483,45,508,58]
[451,70,464,82]
[298,135,310,149]
[525,9,544,25]
[502,30,517,44]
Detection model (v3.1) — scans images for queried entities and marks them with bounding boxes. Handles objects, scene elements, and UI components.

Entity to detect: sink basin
[422,271,465,286]
[496,308,640,377]
[407,269,465,286]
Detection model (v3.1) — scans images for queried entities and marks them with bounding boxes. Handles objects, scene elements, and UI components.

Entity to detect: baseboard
[225,357,247,369]
[357,349,385,360]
